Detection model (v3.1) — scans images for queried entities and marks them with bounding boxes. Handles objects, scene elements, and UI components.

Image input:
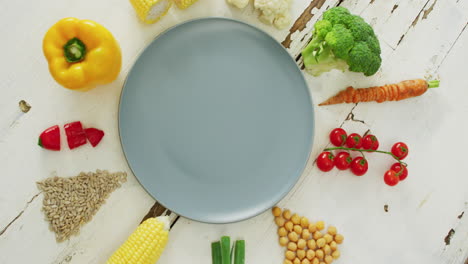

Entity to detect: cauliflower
[254,0,292,29]
[226,0,250,9]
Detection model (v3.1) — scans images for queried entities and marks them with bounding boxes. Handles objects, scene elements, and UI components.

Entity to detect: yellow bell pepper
[43,18,122,91]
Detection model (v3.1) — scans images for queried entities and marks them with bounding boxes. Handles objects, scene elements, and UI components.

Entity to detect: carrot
[319,79,440,106]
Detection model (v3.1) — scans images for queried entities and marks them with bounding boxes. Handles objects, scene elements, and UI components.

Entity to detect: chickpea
[323,234,333,244]
[319,262,326,264]
[284,260,293,264]
[312,258,319,264]
[276,216,286,227]
[316,238,326,248]
[291,214,301,225]
[316,221,325,231]
[279,236,289,246]
[288,231,299,242]
[324,255,333,264]
[297,239,306,249]
[288,242,298,251]
[306,249,315,260]
[283,209,292,220]
[285,221,294,232]
[307,239,316,250]
[323,245,331,255]
[301,229,311,240]
[313,231,323,240]
[297,249,306,260]
[302,259,310,264]
[334,234,344,244]
[300,217,309,228]
[294,225,303,235]
[286,250,296,260]
[272,206,282,216]
[278,227,287,237]
[329,241,337,251]
[308,222,317,233]
[327,226,337,236]
[293,258,301,264]
[315,249,324,260]
[332,250,340,259]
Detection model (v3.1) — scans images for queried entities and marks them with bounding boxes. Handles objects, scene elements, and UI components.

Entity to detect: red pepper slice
[38,125,61,151]
[84,128,105,147]
[64,121,87,149]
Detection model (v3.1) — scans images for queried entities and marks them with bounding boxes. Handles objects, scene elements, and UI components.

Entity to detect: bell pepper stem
[63,38,86,63]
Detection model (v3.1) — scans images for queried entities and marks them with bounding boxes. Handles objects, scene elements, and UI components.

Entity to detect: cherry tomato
[390,163,408,181]
[350,157,368,176]
[329,128,347,147]
[334,152,352,170]
[317,152,335,172]
[346,133,362,149]
[391,142,409,160]
[384,170,400,186]
[362,134,379,150]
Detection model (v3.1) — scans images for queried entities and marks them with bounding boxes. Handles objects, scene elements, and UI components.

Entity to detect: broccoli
[301,7,382,76]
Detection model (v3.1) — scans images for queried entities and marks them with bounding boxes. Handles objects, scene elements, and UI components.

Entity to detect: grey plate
[119,18,314,223]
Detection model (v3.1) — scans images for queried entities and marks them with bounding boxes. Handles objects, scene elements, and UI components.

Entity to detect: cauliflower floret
[254,0,292,29]
[227,0,250,9]
[273,13,291,29]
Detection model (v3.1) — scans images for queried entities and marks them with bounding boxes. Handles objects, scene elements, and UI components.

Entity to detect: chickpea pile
[272,207,344,264]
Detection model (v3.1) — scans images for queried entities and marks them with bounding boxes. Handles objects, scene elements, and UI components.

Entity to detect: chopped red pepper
[84,128,105,147]
[64,121,87,149]
[38,125,61,151]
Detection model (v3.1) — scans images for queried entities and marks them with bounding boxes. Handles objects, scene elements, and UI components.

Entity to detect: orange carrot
[319,79,440,106]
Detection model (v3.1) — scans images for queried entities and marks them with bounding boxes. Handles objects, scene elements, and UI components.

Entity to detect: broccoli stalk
[301,7,382,77]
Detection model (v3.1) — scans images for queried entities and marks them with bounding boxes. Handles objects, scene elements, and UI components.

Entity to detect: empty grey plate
[119,18,314,223]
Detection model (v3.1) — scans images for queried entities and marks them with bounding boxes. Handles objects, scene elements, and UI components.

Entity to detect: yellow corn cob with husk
[174,0,199,9]
[106,216,170,264]
[129,0,172,24]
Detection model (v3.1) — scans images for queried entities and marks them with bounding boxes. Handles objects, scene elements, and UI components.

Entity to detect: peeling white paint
[0,0,467,263]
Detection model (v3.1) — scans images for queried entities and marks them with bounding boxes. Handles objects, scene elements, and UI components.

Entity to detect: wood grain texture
[281,0,327,48]
[0,0,467,263]
[140,202,170,224]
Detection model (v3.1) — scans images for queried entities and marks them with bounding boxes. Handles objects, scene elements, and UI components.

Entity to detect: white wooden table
[1,0,467,263]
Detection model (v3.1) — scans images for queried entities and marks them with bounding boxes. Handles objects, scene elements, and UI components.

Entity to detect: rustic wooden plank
[282,0,328,48]
[0,1,324,263]
[0,0,467,263]
[158,1,468,264]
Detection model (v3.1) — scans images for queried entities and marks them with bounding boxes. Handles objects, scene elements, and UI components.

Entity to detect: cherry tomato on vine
[384,170,400,186]
[350,157,368,176]
[317,152,335,172]
[334,152,352,170]
[391,142,409,160]
[362,135,379,150]
[390,163,408,181]
[346,133,362,148]
[330,128,347,147]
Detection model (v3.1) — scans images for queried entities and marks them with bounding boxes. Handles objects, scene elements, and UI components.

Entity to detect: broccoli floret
[348,42,381,76]
[314,20,332,39]
[301,6,382,76]
[325,24,354,60]
[322,6,351,25]
[302,43,349,77]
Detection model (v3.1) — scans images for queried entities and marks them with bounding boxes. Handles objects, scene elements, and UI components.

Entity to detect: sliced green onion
[211,241,222,264]
[230,242,235,263]
[234,240,245,264]
[220,236,231,264]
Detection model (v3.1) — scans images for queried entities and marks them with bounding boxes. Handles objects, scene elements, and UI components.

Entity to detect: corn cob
[106,216,170,264]
[129,0,172,24]
[174,0,199,9]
